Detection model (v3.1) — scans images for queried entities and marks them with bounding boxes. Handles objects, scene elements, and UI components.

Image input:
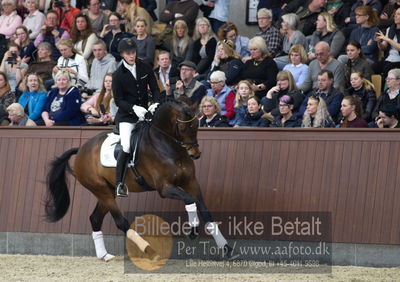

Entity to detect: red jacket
[57,6,81,33]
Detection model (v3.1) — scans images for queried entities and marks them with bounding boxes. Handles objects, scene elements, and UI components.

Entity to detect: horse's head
[152,100,201,159]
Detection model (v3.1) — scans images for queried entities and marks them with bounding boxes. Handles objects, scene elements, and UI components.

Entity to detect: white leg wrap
[206,222,228,248]
[127,229,150,253]
[92,231,115,262]
[185,203,200,227]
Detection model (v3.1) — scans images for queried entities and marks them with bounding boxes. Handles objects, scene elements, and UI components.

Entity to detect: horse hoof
[103,253,115,262]
[188,226,199,240]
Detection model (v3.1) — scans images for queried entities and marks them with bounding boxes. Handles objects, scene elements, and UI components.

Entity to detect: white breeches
[119,122,135,153]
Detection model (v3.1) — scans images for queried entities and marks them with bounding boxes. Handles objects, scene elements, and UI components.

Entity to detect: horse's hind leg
[90,202,115,262]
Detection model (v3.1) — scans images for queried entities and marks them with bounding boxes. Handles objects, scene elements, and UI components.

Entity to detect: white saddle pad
[100,133,120,167]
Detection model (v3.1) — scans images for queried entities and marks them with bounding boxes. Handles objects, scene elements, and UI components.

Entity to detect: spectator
[344,0,382,36]
[302,95,335,128]
[229,79,255,126]
[81,72,115,125]
[140,0,158,22]
[41,70,85,126]
[167,20,193,67]
[379,0,400,30]
[274,13,307,70]
[34,10,71,61]
[0,71,15,125]
[339,95,369,127]
[117,0,153,35]
[154,51,179,96]
[0,42,28,93]
[71,13,98,61]
[263,70,305,117]
[26,42,57,89]
[255,8,282,58]
[159,0,199,36]
[199,95,229,127]
[171,60,206,104]
[271,95,302,127]
[23,0,45,40]
[239,36,278,99]
[206,70,235,120]
[343,41,374,87]
[308,12,345,60]
[237,96,270,127]
[217,21,250,58]
[283,44,309,88]
[345,71,376,122]
[13,25,36,64]
[293,0,326,37]
[6,102,35,126]
[325,0,352,30]
[300,41,346,93]
[98,0,116,15]
[0,0,22,39]
[349,5,380,63]
[204,0,230,34]
[372,68,400,119]
[374,8,400,80]
[300,69,344,122]
[55,0,81,34]
[85,39,116,94]
[83,0,108,36]
[132,18,155,66]
[208,39,243,87]
[17,73,47,123]
[100,12,134,62]
[370,103,400,128]
[192,17,216,76]
[53,38,88,87]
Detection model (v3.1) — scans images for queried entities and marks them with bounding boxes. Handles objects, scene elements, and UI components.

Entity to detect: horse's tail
[45,147,79,222]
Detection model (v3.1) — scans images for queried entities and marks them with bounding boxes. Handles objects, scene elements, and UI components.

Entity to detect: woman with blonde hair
[217,21,250,58]
[345,71,376,121]
[132,18,155,66]
[308,12,345,59]
[81,73,116,125]
[302,95,335,128]
[229,79,254,126]
[283,44,309,88]
[340,95,369,128]
[263,70,305,117]
[17,73,47,123]
[192,17,217,76]
[168,20,193,67]
[238,36,278,99]
[199,95,229,127]
[208,40,243,86]
[53,38,88,87]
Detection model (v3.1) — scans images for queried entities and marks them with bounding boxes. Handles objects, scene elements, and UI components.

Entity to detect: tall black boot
[115,151,130,197]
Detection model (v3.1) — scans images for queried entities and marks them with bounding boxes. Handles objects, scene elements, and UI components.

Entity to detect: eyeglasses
[386,77,398,81]
[279,103,289,107]
[210,81,222,84]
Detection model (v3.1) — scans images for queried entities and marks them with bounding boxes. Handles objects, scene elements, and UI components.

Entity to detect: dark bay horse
[45,100,233,261]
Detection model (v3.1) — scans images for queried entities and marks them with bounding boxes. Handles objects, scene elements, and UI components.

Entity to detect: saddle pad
[100,133,120,167]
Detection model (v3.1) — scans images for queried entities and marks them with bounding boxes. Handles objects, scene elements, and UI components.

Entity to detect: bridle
[151,114,199,150]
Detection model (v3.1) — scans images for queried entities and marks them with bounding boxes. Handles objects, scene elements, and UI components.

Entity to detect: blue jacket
[349,26,379,62]
[238,110,270,127]
[44,86,85,125]
[271,113,302,128]
[18,90,47,122]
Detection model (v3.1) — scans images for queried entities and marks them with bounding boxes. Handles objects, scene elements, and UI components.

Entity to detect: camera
[54,1,65,8]
[106,25,115,31]
[6,53,17,65]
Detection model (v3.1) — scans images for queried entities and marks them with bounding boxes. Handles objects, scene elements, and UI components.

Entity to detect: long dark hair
[95,73,113,112]
[341,95,364,128]
[70,14,94,43]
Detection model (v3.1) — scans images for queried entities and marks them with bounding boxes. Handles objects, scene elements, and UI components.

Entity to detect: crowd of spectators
[0,0,400,129]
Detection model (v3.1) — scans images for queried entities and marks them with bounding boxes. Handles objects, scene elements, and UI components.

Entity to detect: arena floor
[1,254,400,281]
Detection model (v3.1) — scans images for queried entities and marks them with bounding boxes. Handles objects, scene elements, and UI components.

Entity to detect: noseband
[152,115,199,150]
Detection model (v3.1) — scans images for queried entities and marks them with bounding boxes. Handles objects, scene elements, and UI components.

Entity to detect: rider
[113,37,160,197]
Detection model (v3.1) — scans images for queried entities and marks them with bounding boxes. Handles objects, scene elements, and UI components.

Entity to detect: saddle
[100,122,154,191]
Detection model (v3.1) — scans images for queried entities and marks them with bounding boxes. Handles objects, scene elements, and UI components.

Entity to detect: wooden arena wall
[0,127,400,245]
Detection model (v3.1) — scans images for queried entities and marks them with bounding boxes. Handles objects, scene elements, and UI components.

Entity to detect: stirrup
[116,183,128,197]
